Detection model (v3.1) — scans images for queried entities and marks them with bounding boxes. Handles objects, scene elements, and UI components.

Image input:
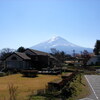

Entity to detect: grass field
[0,74,61,100]
[29,74,91,100]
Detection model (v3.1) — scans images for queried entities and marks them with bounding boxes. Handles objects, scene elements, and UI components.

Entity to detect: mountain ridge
[30,36,93,54]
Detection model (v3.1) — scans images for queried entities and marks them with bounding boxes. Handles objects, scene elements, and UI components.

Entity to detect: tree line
[0,40,100,65]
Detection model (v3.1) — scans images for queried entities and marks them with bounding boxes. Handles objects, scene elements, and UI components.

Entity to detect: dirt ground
[0,74,61,100]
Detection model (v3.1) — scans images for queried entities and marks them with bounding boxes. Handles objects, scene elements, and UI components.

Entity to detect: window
[11,56,17,60]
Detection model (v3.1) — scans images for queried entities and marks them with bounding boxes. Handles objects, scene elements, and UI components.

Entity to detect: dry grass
[71,75,91,100]
[77,75,91,99]
[0,74,61,100]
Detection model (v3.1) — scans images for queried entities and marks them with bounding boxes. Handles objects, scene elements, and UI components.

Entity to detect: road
[79,75,100,100]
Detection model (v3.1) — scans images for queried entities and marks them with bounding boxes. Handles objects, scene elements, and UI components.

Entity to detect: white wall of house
[87,55,100,65]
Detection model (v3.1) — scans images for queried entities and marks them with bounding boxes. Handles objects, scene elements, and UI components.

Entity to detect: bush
[95,62,100,66]
[21,70,38,77]
[68,63,74,66]
[0,72,5,77]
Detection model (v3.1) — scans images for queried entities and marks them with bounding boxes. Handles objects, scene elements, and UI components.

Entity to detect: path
[79,75,100,100]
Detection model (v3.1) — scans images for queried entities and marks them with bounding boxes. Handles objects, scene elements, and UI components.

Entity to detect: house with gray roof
[4,52,31,70]
[24,49,57,70]
[3,49,57,70]
[87,55,100,65]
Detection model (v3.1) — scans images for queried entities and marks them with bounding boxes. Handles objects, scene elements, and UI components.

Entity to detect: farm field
[0,74,61,100]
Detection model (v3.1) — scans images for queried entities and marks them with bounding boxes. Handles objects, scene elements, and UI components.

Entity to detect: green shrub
[0,72,5,77]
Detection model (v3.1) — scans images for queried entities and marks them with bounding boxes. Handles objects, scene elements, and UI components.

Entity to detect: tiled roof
[26,49,49,56]
[15,52,31,60]
[26,49,57,60]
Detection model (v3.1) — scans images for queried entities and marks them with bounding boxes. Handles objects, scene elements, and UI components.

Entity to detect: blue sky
[0,0,100,49]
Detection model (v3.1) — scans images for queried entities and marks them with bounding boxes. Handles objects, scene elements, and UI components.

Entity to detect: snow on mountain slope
[30,36,93,54]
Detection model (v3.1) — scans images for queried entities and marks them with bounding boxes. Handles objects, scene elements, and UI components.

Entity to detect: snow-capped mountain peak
[30,36,93,54]
[48,36,59,42]
[47,36,64,43]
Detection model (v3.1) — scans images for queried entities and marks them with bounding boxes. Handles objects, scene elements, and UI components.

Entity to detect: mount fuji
[30,36,93,54]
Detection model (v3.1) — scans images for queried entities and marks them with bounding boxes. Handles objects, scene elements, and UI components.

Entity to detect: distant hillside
[30,36,93,54]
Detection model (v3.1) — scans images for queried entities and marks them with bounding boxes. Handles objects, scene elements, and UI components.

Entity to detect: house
[4,52,31,70]
[24,49,57,70]
[3,49,57,70]
[87,55,100,65]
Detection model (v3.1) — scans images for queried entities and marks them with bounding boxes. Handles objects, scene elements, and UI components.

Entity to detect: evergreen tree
[17,46,26,52]
[93,40,100,55]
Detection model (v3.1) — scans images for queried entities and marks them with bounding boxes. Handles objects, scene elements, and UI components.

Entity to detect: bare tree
[8,83,18,100]
[0,48,14,60]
